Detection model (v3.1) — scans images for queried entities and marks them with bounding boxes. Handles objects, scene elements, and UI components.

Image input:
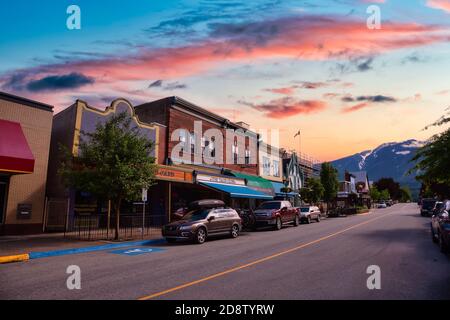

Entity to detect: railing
[64,214,166,241]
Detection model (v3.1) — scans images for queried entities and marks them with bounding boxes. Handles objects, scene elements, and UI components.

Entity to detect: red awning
[0,119,35,174]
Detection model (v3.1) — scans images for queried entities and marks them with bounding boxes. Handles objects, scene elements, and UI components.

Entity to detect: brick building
[135,96,274,216]
[0,92,53,235]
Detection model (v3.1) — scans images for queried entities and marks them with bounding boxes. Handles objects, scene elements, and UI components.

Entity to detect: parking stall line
[138,211,394,300]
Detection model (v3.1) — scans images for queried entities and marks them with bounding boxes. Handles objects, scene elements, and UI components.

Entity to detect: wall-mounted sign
[196,173,245,186]
[156,166,193,183]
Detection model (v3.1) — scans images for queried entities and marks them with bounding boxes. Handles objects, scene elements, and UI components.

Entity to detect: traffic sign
[142,188,148,202]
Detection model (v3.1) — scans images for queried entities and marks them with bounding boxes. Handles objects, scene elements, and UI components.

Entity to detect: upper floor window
[245,148,251,165]
[273,160,280,177]
[232,140,239,164]
[262,156,270,176]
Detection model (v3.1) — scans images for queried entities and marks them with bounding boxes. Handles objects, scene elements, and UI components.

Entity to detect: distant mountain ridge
[330,139,424,194]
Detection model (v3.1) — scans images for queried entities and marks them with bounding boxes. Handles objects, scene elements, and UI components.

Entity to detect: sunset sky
[1,0,450,161]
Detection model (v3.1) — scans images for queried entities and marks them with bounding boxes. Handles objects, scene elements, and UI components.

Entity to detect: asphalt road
[1,203,449,300]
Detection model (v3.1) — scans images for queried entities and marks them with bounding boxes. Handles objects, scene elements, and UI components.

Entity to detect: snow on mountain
[330,139,424,194]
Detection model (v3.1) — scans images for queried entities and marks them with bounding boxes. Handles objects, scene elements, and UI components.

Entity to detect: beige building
[258,142,283,183]
[0,92,53,235]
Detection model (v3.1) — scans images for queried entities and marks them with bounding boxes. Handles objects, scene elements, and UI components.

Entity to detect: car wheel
[306,216,311,224]
[194,227,207,244]
[439,233,449,253]
[293,215,299,227]
[316,214,321,222]
[275,217,282,230]
[166,238,176,244]
[230,224,239,238]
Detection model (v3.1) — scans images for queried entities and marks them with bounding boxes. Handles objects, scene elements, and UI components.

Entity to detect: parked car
[431,201,450,253]
[377,202,387,208]
[432,202,444,216]
[170,199,224,221]
[162,200,242,244]
[253,200,298,230]
[298,206,322,224]
[236,208,256,230]
[421,198,437,216]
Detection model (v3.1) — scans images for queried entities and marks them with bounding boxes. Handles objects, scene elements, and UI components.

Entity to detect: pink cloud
[264,87,297,95]
[1,15,449,108]
[427,0,450,13]
[341,102,370,113]
[239,97,327,119]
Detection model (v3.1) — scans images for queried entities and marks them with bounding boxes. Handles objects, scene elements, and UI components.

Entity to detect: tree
[380,189,390,201]
[370,185,381,202]
[59,112,157,240]
[374,178,401,200]
[400,186,412,202]
[300,178,324,204]
[320,162,339,212]
[410,108,450,199]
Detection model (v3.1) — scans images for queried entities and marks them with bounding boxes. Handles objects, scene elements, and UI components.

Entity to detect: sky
[1,0,450,161]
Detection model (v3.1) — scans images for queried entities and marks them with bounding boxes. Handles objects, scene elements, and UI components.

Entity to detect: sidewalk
[0,232,163,261]
[0,233,106,256]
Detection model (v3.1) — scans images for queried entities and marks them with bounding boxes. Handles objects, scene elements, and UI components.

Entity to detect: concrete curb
[0,238,165,264]
[0,254,30,264]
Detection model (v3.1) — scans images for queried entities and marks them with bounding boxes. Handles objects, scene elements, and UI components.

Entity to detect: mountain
[330,139,424,195]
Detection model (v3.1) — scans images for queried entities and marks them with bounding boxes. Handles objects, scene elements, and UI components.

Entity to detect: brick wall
[0,98,53,232]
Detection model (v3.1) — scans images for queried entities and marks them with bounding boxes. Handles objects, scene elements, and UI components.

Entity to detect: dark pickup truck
[253,200,299,230]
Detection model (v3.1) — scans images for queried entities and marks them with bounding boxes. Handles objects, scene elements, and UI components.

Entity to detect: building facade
[135,96,274,216]
[0,92,53,235]
[46,98,166,231]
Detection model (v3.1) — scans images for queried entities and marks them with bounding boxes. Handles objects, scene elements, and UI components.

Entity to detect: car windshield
[422,200,436,209]
[300,207,310,213]
[182,209,211,221]
[257,202,281,210]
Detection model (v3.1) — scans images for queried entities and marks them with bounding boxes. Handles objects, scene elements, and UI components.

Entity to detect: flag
[294,130,301,138]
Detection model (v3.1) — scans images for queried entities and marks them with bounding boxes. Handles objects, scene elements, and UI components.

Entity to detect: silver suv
[298,206,322,224]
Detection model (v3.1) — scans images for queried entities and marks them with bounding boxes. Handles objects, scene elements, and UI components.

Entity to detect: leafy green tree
[300,178,324,204]
[320,162,339,212]
[374,178,401,200]
[400,186,412,202]
[411,108,450,198]
[59,112,157,240]
[370,185,381,202]
[380,189,390,201]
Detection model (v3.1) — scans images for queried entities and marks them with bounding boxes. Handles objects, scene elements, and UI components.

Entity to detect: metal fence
[64,214,166,241]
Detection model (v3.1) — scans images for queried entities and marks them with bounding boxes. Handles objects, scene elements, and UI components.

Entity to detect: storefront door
[0,176,8,224]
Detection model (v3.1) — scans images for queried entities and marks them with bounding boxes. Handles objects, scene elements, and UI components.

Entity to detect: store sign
[156,167,193,183]
[196,174,245,186]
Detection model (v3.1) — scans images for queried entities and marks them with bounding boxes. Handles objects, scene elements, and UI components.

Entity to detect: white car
[377,202,387,208]
[298,206,322,223]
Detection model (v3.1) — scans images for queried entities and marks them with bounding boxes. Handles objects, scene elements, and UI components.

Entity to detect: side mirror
[207,216,215,222]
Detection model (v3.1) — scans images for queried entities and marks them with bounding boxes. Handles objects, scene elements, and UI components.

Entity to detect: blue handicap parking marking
[109,247,165,256]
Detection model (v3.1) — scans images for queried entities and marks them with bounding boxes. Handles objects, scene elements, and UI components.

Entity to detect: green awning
[229,172,275,196]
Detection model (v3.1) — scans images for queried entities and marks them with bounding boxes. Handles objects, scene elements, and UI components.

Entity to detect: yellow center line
[138,211,394,300]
